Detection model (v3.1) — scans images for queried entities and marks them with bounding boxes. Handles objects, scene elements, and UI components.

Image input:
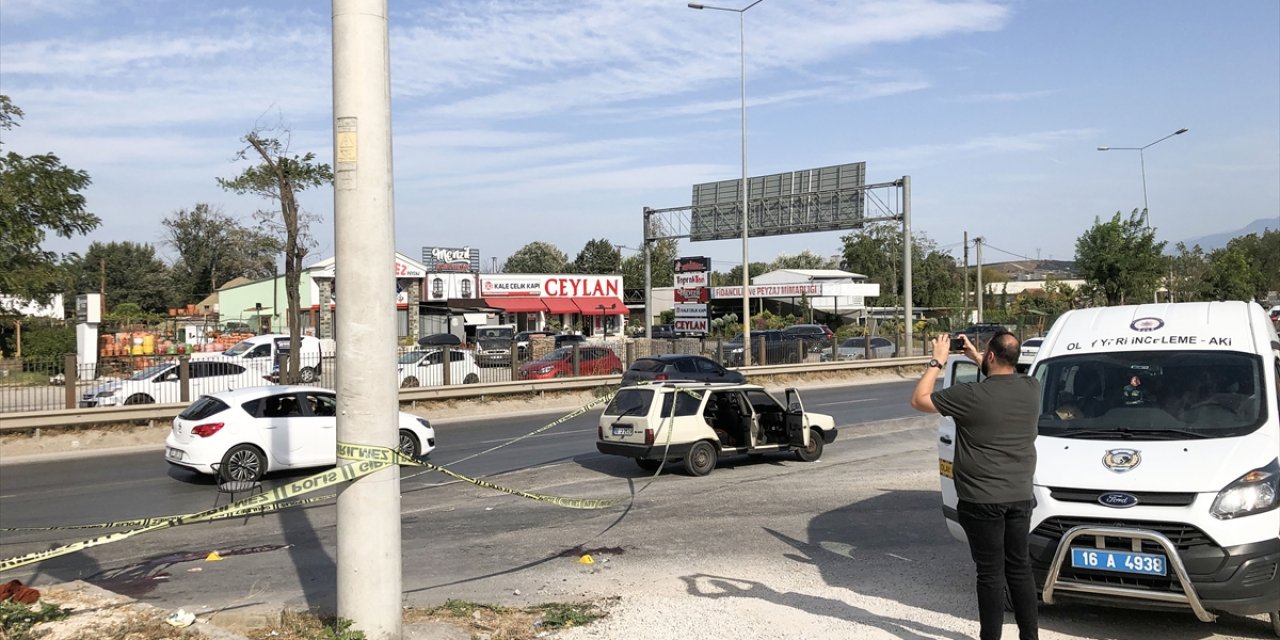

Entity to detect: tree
[1223,230,1279,301]
[503,241,568,274]
[1074,209,1166,305]
[839,222,962,307]
[218,130,333,384]
[717,262,769,288]
[0,95,100,305]
[162,203,281,305]
[1167,242,1210,302]
[571,238,621,274]
[65,241,172,314]
[1203,245,1258,302]
[768,250,837,271]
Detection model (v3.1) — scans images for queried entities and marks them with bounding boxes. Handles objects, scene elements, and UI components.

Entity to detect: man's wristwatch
[927,359,944,370]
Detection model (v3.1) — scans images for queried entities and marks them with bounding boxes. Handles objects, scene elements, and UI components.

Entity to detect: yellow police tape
[0,396,629,573]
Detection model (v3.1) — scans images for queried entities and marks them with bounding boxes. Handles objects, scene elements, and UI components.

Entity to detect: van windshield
[1035,351,1267,439]
[222,340,256,357]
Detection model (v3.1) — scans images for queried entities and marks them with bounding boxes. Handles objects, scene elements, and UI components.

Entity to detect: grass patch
[246,611,365,640]
[406,599,610,639]
[0,601,71,640]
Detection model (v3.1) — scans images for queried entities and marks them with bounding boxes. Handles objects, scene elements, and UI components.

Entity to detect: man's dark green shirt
[932,373,1040,504]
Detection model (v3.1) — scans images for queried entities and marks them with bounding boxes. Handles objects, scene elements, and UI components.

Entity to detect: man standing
[911,331,1040,640]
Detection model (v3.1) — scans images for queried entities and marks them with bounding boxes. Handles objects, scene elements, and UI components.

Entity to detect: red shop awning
[484,297,548,313]
[542,297,580,314]
[573,297,630,316]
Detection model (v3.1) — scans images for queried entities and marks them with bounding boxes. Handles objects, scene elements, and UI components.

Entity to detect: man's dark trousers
[957,499,1039,640]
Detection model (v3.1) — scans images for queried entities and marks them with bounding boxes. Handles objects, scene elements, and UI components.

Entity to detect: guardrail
[0,356,930,433]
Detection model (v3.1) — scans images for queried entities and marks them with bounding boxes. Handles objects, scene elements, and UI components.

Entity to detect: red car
[518,346,623,379]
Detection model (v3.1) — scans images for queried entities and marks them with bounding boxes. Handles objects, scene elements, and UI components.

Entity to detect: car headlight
[96,390,117,397]
[416,417,431,430]
[536,365,555,374]
[1211,459,1280,520]
[730,347,743,354]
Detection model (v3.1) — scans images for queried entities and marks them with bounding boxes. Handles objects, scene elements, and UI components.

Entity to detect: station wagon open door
[784,388,810,448]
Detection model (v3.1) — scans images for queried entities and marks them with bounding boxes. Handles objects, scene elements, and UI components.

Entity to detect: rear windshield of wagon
[1035,350,1268,439]
[604,389,654,417]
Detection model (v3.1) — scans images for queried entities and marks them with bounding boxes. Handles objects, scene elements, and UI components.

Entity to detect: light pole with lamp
[689,0,765,365]
[1097,127,1189,228]
[1098,127,1188,303]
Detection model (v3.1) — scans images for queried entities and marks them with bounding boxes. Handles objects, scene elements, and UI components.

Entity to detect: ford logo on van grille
[1098,492,1140,508]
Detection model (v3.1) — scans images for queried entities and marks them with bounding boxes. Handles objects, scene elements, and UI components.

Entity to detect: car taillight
[598,426,604,440]
[654,373,668,381]
[644,428,655,446]
[191,422,225,437]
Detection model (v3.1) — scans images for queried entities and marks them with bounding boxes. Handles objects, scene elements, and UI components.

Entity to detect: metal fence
[0,335,915,414]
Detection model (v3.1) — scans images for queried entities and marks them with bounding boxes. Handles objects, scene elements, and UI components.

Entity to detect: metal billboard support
[643,176,913,343]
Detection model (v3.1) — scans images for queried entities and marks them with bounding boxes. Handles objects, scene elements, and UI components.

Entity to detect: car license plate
[1071,548,1166,576]
[612,426,633,436]
[938,459,953,478]
[166,447,184,461]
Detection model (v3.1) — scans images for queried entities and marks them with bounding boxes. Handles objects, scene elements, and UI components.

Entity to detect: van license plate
[1070,548,1166,576]
[612,426,633,436]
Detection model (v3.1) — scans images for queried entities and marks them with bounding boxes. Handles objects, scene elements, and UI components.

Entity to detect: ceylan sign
[674,318,709,334]
[480,275,622,298]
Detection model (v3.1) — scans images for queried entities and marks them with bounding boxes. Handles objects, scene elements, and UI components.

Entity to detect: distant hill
[1171,218,1278,253]
[983,259,1078,281]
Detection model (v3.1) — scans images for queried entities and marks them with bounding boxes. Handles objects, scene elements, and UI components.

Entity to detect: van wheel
[299,367,318,383]
[636,459,661,472]
[795,428,824,462]
[124,393,155,405]
[401,377,419,388]
[683,441,717,476]
[463,373,479,384]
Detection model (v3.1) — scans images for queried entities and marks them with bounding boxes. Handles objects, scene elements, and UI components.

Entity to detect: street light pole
[1097,127,1188,228]
[689,0,765,365]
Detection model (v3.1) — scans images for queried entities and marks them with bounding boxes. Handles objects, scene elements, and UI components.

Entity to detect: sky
[3,0,1278,275]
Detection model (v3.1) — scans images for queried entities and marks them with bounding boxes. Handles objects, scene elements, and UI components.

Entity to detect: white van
[938,301,1280,633]
[216,334,326,383]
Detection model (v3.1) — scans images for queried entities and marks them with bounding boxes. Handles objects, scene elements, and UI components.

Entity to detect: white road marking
[886,553,913,562]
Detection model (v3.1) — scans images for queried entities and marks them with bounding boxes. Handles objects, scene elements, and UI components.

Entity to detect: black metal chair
[209,463,264,522]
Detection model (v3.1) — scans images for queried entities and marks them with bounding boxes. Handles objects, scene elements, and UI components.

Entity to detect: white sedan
[81,360,268,407]
[397,348,482,387]
[1018,337,1044,373]
[165,385,436,482]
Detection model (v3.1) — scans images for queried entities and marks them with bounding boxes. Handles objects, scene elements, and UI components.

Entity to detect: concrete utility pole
[974,236,985,323]
[901,176,913,355]
[332,1,401,638]
[962,231,970,317]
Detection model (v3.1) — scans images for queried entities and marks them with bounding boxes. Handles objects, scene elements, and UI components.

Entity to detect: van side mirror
[788,402,802,413]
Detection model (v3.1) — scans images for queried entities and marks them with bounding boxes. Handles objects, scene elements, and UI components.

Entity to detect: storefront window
[432,277,444,298]
[397,309,409,337]
[460,279,472,298]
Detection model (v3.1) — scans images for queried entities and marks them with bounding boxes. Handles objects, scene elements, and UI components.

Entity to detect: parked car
[474,325,517,367]
[650,324,677,339]
[1270,305,1280,324]
[80,360,267,407]
[818,336,896,361]
[1017,336,1044,373]
[418,333,463,348]
[517,346,622,380]
[723,330,807,366]
[621,354,746,387]
[956,323,1007,348]
[554,334,588,348]
[514,330,555,359]
[397,348,481,387]
[782,324,834,351]
[208,334,326,384]
[596,382,837,476]
[165,385,436,482]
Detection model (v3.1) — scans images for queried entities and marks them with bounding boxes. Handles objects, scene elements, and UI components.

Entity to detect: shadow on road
[681,573,968,640]
[766,489,1274,640]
